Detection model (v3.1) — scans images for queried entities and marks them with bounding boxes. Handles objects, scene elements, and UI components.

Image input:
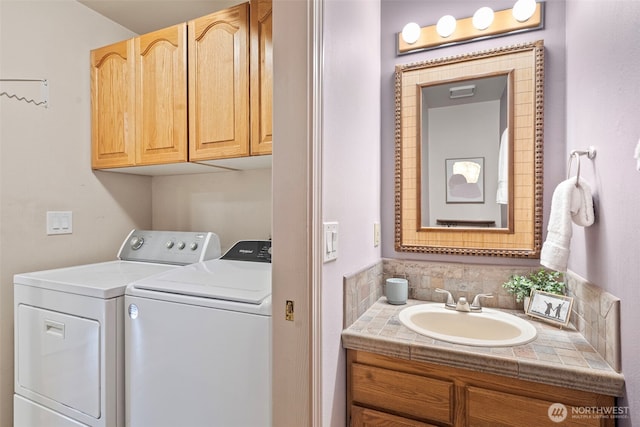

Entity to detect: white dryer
[125,240,272,427]
[14,230,221,427]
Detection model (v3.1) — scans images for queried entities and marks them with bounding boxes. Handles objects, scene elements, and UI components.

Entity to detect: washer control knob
[190,242,198,251]
[166,240,175,249]
[177,241,186,250]
[130,236,144,250]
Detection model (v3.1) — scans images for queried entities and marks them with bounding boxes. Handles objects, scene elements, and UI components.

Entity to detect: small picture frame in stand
[525,290,574,328]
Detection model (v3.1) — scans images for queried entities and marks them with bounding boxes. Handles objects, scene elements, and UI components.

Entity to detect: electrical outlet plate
[47,211,72,235]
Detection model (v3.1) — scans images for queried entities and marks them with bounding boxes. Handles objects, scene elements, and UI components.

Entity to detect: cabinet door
[91,39,135,168]
[351,405,438,427]
[188,3,249,161]
[250,0,273,156]
[135,23,188,165]
[467,386,606,427]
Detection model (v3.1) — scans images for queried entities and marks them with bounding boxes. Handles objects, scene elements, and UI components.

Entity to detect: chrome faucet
[435,288,493,312]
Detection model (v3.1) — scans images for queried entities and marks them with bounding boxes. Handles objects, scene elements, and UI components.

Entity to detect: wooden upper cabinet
[135,24,188,165]
[188,4,250,161]
[250,0,273,156]
[91,39,135,169]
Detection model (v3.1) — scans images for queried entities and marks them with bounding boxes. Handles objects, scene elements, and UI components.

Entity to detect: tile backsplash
[343,259,621,372]
[565,270,621,372]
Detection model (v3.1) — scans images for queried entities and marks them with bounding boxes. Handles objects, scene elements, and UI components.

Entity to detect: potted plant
[502,269,565,308]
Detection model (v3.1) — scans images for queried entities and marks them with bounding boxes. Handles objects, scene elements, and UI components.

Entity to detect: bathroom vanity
[343,299,624,427]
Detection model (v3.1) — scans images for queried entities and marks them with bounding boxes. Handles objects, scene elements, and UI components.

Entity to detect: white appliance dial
[130,237,144,250]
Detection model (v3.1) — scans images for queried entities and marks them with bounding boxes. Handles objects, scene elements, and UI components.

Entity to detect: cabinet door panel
[250,0,273,155]
[467,386,604,427]
[135,24,188,165]
[91,39,135,168]
[189,3,249,161]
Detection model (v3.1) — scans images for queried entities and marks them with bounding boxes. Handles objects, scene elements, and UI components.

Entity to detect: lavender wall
[381,0,639,422]
[323,1,381,424]
[381,0,567,265]
[565,1,640,423]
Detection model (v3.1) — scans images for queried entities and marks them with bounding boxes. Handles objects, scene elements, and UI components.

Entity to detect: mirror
[395,41,544,257]
[421,74,510,229]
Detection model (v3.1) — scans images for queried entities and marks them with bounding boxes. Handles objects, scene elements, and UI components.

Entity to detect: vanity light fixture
[472,7,494,30]
[398,1,544,53]
[513,0,537,22]
[401,22,421,45]
[436,15,457,38]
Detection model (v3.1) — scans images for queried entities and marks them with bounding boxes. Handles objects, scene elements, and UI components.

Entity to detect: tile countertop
[341,298,625,397]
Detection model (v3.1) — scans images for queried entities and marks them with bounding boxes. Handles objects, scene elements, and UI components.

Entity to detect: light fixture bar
[398,2,543,54]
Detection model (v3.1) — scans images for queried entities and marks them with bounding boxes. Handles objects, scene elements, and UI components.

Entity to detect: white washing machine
[125,240,272,427]
[13,230,221,427]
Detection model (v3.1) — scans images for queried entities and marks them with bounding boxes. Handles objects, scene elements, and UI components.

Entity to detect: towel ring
[567,152,582,186]
[567,146,596,187]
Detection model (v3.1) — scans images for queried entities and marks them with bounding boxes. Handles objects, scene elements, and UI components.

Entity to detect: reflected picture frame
[445,157,485,203]
[525,290,574,327]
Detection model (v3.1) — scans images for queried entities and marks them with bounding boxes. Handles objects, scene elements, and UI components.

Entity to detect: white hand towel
[540,177,594,272]
[496,128,509,204]
[571,178,594,227]
[634,139,640,171]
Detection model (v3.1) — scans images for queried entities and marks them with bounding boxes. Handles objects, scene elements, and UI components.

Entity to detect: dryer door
[16,304,101,418]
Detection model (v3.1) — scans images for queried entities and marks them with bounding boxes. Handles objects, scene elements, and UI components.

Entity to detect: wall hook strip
[0,79,48,108]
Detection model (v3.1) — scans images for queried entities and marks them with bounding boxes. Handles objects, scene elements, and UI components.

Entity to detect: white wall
[322,0,381,424]
[0,1,151,424]
[151,169,272,253]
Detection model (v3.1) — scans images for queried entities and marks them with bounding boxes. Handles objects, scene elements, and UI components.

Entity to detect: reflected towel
[496,128,508,204]
[540,177,594,272]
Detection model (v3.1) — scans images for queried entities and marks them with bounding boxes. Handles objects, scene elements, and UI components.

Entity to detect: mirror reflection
[420,74,510,228]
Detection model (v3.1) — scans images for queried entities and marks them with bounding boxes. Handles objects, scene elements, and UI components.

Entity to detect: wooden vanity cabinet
[188,3,250,161]
[90,39,136,169]
[135,23,188,165]
[347,350,615,427]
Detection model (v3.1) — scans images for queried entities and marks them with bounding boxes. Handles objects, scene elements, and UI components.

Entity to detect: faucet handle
[435,288,455,305]
[471,293,493,308]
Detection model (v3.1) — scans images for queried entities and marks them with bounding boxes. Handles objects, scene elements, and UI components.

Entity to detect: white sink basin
[399,303,537,347]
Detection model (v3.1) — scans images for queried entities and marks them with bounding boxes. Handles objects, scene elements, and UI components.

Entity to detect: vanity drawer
[351,362,453,425]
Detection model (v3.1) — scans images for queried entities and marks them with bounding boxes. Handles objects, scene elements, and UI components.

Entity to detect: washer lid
[131,259,272,304]
[14,261,178,299]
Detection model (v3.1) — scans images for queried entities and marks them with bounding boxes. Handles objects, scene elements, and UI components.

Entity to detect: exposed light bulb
[436,15,457,38]
[472,7,495,30]
[401,22,421,44]
[512,0,537,22]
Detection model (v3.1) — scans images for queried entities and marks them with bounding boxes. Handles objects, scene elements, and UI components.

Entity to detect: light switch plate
[323,222,338,262]
[374,222,381,247]
[47,211,73,235]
